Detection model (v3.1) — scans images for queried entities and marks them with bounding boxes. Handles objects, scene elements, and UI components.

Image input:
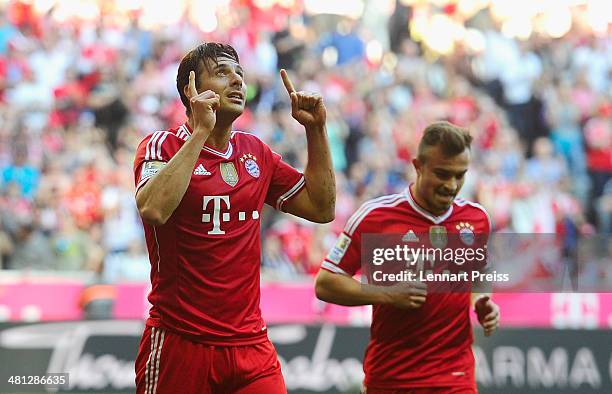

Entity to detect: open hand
[280,69,326,128]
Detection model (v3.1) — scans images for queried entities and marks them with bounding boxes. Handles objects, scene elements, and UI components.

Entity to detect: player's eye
[435,172,451,180]
[456,170,468,180]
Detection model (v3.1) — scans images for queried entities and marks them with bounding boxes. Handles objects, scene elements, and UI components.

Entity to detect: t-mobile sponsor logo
[201,196,259,235]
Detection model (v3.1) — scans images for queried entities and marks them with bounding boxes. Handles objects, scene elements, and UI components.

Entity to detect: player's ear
[412,158,422,174]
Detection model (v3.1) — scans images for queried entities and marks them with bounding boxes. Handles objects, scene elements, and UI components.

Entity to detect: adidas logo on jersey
[402,229,419,243]
[194,164,211,176]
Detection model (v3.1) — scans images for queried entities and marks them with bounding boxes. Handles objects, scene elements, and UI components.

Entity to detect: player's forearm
[471,265,493,307]
[315,269,389,306]
[303,124,336,222]
[136,131,208,225]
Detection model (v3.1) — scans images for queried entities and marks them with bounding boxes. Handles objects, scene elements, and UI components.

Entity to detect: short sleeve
[320,200,380,276]
[133,131,176,193]
[264,150,305,211]
[321,230,362,276]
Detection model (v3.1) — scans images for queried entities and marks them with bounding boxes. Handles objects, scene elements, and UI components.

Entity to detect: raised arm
[279,69,336,223]
[136,71,219,225]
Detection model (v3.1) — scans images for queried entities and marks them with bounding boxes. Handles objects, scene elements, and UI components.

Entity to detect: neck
[410,183,446,216]
[187,115,234,151]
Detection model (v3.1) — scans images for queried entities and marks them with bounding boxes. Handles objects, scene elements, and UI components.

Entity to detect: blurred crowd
[0,1,610,284]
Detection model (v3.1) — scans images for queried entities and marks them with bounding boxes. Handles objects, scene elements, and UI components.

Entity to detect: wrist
[191,126,212,135]
[190,128,211,141]
[472,293,489,308]
[377,289,394,306]
[305,123,326,134]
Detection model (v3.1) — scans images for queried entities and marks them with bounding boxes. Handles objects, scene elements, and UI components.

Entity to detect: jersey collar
[182,123,233,159]
[404,184,454,224]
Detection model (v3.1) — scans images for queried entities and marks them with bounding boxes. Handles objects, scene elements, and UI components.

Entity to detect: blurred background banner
[2,280,612,327]
[1,322,611,393]
[0,0,610,392]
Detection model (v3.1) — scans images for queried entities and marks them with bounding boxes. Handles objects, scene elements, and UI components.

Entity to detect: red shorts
[364,387,477,394]
[135,325,286,394]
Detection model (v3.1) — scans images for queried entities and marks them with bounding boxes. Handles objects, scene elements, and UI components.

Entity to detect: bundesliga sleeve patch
[140,161,166,182]
[327,233,351,264]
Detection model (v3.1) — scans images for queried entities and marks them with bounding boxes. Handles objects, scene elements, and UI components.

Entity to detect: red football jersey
[134,123,304,345]
[321,187,491,389]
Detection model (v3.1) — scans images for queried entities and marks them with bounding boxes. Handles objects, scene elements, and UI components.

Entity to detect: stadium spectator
[0,9,18,55]
[0,222,12,269]
[7,215,56,270]
[2,144,39,199]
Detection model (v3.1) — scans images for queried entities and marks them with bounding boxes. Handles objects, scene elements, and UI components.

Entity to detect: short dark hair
[176,42,240,116]
[417,121,473,162]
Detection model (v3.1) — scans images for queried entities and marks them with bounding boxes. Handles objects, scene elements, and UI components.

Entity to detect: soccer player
[315,121,500,393]
[133,43,335,393]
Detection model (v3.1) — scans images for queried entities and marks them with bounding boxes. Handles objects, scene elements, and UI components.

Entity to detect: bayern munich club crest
[456,222,475,245]
[240,153,260,178]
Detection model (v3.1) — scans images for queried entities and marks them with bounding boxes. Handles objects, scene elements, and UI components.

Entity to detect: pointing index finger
[189,70,198,98]
[280,69,295,95]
